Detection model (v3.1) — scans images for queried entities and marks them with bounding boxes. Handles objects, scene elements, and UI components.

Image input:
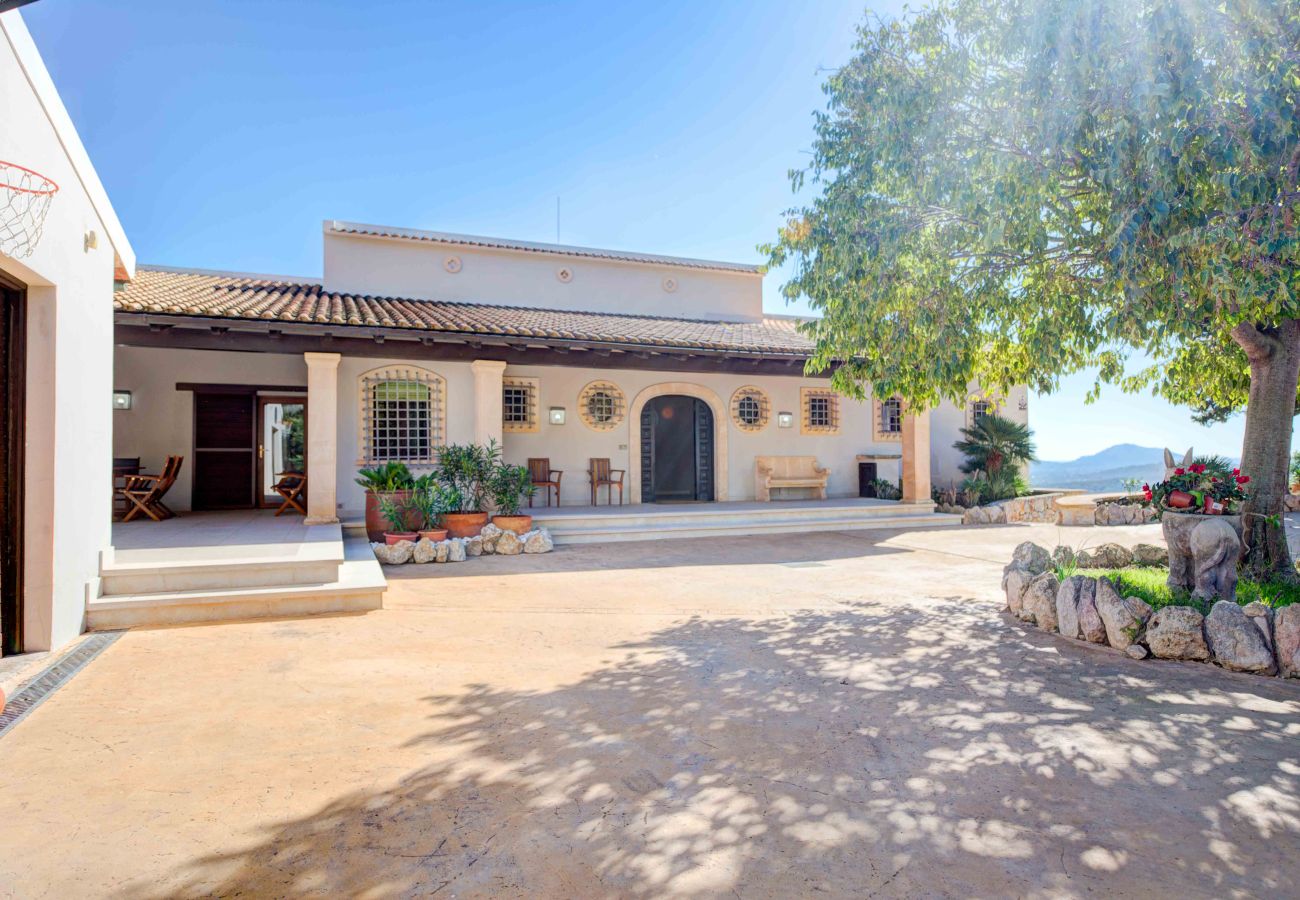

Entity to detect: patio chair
[588,458,624,506]
[527,458,562,507]
[272,471,307,516]
[118,455,184,523]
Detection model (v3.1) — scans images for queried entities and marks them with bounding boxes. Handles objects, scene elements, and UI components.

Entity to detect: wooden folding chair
[119,455,184,522]
[272,472,307,516]
[588,458,624,506]
[527,458,562,507]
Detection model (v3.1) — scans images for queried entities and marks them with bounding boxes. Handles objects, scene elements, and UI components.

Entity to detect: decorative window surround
[502,375,540,433]
[801,387,840,435]
[730,385,770,432]
[578,380,625,431]
[873,396,903,442]
[358,364,445,464]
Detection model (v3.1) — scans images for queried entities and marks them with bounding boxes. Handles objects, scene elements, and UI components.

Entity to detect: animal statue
[1160,446,1242,601]
[1163,446,1194,478]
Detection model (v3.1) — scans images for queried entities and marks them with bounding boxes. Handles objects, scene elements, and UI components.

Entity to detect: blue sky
[25,0,1255,461]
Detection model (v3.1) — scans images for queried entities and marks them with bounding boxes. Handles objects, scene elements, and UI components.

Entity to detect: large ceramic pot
[442,511,489,539]
[384,531,418,545]
[364,490,413,542]
[1166,490,1195,509]
[492,514,533,535]
[418,528,449,542]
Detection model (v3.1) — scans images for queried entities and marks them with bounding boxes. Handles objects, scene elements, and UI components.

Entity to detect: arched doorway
[639,395,714,502]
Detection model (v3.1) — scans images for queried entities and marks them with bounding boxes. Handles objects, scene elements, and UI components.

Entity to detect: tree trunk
[1232,320,1300,582]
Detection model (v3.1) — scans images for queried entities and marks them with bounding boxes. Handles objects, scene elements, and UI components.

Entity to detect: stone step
[99,535,345,596]
[87,538,385,629]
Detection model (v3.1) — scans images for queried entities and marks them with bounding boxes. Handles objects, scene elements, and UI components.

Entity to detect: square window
[502,377,539,433]
[809,396,832,428]
[801,388,839,434]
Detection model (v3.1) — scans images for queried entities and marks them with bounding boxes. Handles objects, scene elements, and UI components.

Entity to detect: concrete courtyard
[0,521,1297,898]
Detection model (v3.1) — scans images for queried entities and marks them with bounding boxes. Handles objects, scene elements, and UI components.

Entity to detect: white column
[470,359,507,447]
[901,408,932,504]
[304,352,341,524]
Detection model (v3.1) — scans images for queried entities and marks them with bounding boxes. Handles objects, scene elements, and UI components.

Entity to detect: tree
[954,414,1036,477]
[767,0,1300,579]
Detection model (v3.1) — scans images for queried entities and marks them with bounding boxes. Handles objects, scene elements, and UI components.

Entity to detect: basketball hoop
[0,160,59,260]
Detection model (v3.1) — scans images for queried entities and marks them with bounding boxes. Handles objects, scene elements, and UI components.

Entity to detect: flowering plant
[1142,463,1251,515]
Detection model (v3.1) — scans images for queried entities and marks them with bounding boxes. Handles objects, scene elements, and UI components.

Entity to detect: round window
[730,386,770,432]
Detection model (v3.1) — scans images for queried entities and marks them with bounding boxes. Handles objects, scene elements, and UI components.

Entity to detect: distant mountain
[1030,443,1168,492]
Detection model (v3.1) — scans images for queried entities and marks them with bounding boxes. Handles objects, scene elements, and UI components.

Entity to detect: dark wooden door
[193,393,256,510]
[640,396,714,503]
[1,279,25,656]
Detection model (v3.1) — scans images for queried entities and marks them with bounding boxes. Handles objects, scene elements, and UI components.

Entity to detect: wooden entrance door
[0,277,25,656]
[192,393,256,510]
[257,397,307,507]
[639,396,714,502]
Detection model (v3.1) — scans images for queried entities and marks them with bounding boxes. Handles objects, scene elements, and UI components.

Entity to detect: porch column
[901,409,932,504]
[304,352,341,525]
[470,359,506,447]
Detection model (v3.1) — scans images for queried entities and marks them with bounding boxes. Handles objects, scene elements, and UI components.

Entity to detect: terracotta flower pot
[1166,490,1194,509]
[1203,496,1226,515]
[418,528,449,542]
[442,511,489,539]
[365,490,413,542]
[492,514,533,535]
[385,531,418,545]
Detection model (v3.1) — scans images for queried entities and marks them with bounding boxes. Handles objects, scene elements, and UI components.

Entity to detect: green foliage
[1081,567,1300,612]
[871,478,902,500]
[961,470,1027,504]
[490,464,536,517]
[435,440,502,513]
[765,0,1300,414]
[406,484,460,531]
[1192,455,1234,482]
[953,414,1036,477]
[355,461,415,492]
[376,494,414,534]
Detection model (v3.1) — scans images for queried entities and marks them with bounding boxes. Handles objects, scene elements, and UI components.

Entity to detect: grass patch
[1075,566,1300,614]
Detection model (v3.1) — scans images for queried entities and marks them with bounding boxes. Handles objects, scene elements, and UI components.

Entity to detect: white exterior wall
[0,11,134,651]
[929,385,1031,490]
[323,231,764,321]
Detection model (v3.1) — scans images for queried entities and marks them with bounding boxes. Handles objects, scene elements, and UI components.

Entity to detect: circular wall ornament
[578,380,625,431]
[730,385,770,432]
[556,266,574,283]
[662,276,679,293]
[443,256,462,273]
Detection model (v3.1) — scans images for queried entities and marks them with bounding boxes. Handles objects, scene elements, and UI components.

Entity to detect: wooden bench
[754,456,830,501]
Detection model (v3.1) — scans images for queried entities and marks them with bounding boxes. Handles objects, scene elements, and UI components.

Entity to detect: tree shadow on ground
[142,598,1300,898]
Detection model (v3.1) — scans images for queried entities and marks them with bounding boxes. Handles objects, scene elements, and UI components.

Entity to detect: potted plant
[377,494,419,545]
[435,440,501,538]
[1142,463,1251,517]
[355,461,416,541]
[408,483,458,541]
[491,463,537,533]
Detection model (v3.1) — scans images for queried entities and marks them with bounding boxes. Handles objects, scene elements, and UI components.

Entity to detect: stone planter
[442,511,489,539]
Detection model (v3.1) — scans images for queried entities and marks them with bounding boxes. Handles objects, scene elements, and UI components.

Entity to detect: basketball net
[0,160,59,260]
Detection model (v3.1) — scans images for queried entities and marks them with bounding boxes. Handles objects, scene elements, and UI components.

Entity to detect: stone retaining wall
[1003,540,1298,678]
[958,490,1081,525]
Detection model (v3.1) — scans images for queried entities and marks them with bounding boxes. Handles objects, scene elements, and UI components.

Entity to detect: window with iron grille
[730,385,770,432]
[971,399,993,424]
[359,366,444,464]
[800,387,840,434]
[502,377,539,433]
[881,398,902,433]
[578,380,625,431]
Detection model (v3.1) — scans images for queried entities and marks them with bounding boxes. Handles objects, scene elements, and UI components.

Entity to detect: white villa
[0,7,1027,658]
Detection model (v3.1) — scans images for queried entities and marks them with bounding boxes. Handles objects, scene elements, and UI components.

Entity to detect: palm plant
[954,414,1036,477]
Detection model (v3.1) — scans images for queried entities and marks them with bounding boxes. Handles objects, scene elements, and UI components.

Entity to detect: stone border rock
[1003,540,1299,678]
[956,490,1084,525]
[372,523,554,566]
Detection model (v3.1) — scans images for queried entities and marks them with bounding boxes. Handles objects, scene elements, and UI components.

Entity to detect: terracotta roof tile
[114,268,814,356]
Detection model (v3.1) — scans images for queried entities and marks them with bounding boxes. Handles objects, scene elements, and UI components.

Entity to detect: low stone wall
[958,490,1082,525]
[1092,502,1158,526]
[1003,540,1298,678]
[372,523,554,565]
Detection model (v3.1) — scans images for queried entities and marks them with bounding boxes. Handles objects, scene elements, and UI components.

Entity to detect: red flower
[1175,467,1186,475]
[1211,476,1219,482]
[1141,484,1150,492]
[1236,475,1250,484]
[1189,463,1204,474]
[1233,468,1240,476]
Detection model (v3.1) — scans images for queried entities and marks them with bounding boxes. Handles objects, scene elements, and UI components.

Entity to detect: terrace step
[87,538,385,630]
